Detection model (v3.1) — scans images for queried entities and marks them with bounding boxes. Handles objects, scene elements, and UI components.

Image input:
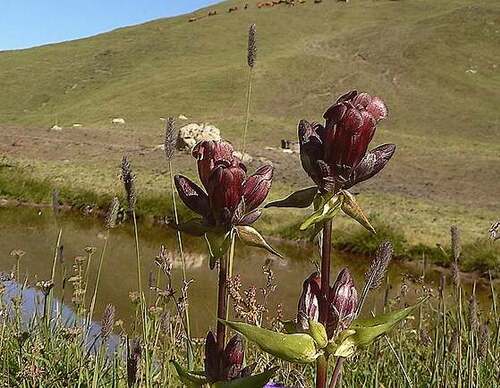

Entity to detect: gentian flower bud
[204,331,220,382]
[222,334,244,380]
[297,272,321,331]
[298,90,395,193]
[329,268,358,333]
[175,140,274,230]
[192,140,234,190]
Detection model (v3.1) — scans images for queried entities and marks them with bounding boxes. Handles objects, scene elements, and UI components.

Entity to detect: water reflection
[0,207,491,337]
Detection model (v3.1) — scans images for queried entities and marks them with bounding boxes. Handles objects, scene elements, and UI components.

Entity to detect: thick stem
[317,219,333,388]
[320,220,332,323]
[216,233,235,354]
[216,255,229,354]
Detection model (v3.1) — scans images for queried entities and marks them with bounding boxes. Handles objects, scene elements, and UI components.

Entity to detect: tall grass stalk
[241,23,256,154]
[165,116,193,367]
[168,159,193,367]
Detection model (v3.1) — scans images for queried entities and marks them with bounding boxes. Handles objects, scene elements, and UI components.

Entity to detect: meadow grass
[0,217,498,387]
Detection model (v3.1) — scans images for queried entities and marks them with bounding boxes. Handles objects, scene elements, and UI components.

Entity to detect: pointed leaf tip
[340,191,375,234]
[235,225,285,259]
[265,186,318,209]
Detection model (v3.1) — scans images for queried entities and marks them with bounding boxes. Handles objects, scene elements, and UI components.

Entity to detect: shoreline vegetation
[1,161,498,277]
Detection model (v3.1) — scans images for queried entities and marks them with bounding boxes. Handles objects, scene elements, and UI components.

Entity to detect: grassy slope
[0,0,499,270]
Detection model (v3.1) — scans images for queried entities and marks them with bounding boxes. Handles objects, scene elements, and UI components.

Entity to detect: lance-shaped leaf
[170,360,207,387]
[220,320,320,364]
[340,190,375,234]
[168,217,212,237]
[328,300,426,358]
[300,194,342,231]
[206,230,233,269]
[265,187,318,209]
[308,319,328,349]
[213,367,278,388]
[235,226,284,259]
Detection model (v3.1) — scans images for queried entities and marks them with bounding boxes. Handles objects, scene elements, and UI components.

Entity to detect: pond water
[0,206,491,337]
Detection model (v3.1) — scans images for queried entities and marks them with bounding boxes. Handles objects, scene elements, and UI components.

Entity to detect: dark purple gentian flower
[175,140,273,229]
[205,331,255,383]
[299,90,395,193]
[297,269,358,339]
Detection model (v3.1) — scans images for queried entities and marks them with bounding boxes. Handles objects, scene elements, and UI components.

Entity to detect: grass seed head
[164,117,177,161]
[478,323,490,360]
[105,196,120,229]
[450,225,461,262]
[121,156,137,211]
[365,241,393,290]
[101,304,116,340]
[247,24,257,68]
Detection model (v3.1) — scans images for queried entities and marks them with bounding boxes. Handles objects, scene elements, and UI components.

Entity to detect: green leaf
[168,217,211,236]
[206,230,233,269]
[213,367,278,388]
[300,194,342,231]
[235,226,284,259]
[265,187,318,208]
[170,360,207,387]
[328,300,426,358]
[340,191,375,234]
[308,319,328,349]
[220,320,320,364]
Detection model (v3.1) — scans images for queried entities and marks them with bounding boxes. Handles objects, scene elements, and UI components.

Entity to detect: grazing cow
[111,118,126,125]
[314,0,322,3]
[208,10,217,16]
[188,17,197,22]
[244,3,249,9]
[228,6,238,12]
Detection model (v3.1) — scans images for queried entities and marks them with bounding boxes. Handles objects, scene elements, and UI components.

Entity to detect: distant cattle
[244,3,249,9]
[228,6,238,12]
[314,0,322,3]
[208,10,217,16]
[188,17,197,22]
[112,118,126,125]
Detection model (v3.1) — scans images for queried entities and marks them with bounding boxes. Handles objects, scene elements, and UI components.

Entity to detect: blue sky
[0,0,221,51]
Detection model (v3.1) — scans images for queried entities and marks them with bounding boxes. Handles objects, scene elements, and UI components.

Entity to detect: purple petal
[243,165,274,212]
[174,175,210,219]
[298,120,325,187]
[347,143,396,188]
[238,209,262,226]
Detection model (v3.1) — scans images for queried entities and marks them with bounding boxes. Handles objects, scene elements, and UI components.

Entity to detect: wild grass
[0,217,498,387]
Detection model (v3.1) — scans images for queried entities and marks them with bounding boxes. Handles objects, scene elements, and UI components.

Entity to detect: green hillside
[0,0,499,270]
